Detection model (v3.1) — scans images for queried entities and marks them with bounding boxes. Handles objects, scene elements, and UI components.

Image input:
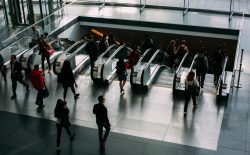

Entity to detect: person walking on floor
[85,35,99,79]
[30,64,45,108]
[116,57,127,94]
[38,37,51,73]
[184,71,199,115]
[0,53,6,81]
[93,95,111,150]
[10,55,29,100]
[61,60,79,101]
[54,99,75,151]
[195,50,209,88]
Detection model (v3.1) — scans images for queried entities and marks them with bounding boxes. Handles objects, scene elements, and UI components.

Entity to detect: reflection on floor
[0,68,225,150]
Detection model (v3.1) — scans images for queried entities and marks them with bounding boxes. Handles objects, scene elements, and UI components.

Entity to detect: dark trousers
[90,59,95,79]
[196,71,206,88]
[41,54,51,72]
[56,123,72,147]
[184,92,196,112]
[63,85,76,99]
[12,78,28,95]
[97,123,110,144]
[214,66,222,82]
[36,89,44,105]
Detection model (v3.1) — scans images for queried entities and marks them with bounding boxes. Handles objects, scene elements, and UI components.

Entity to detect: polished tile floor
[1,2,250,155]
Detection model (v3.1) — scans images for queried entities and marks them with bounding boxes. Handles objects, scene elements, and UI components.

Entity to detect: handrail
[143,49,161,71]
[63,40,84,54]
[189,53,199,72]
[104,45,126,65]
[135,48,152,65]
[96,44,117,61]
[1,0,78,48]
[0,36,32,53]
[66,42,88,60]
[218,56,229,96]
[175,52,189,74]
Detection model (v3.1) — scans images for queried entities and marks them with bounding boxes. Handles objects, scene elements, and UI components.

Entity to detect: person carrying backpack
[195,50,208,88]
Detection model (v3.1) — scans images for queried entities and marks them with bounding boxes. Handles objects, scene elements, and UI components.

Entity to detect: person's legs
[192,94,197,107]
[64,125,73,139]
[41,55,45,73]
[63,86,68,101]
[97,123,104,144]
[56,124,62,148]
[119,80,123,92]
[37,89,44,106]
[70,85,76,95]
[45,54,51,71]
[11,79,17,97]
[1,69,6,81]
[17,78,29,91]
[103,124,110,143]
[122,80,126,88]
[201,72,206,88]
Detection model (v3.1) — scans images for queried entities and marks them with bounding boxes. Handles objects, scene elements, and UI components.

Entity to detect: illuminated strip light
[91,29,120,44]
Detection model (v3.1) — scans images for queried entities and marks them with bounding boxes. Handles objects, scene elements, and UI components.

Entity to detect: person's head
[55,99,66,110]
[170,40,176,46]
[34,64,39,70]
[181,40,187,45]
[187,71,195,81]
[103,34,107,39]
[62,60,72,72]
[10,55,16,63]
[98,95,105,103]
[32,25,36,31]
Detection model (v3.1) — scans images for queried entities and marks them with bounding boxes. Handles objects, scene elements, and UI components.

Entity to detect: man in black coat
[85,35,99,79]
[93,95,111,150]
[10,55,29,99]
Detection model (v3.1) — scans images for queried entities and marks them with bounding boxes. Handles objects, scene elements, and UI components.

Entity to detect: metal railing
[218,56,229,96]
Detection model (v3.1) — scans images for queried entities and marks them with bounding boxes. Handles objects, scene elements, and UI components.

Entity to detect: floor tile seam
[217,143,247,152]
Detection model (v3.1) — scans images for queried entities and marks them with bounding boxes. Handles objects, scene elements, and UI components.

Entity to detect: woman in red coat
[30,64,45,108]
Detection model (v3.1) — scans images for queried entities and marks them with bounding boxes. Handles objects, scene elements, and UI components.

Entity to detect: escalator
[20,38,80,71]
[131,49,175,89]
[92,45,131,83]
[53,41,88,75]
[1,36,32,68]
[173,52,197,91]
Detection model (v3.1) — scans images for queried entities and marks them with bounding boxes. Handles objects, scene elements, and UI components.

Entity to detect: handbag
[43,86,49,98]
[47,48,55,56]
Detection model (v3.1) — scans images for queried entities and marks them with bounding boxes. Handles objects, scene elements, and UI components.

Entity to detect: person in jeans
[54,99,75,151]
[61,60,79,101]
[184,71,199,115]
[93,95,111,150]
[10,55,29,100]
[30,65,45,108]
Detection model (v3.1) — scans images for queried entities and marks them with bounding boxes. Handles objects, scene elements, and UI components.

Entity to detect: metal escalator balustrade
[92,44,118,80]
[1,36,32,68]
[130,48,153,86]
[173,52,197,91]
[101,45,131,82]
[217,56,231,96]
[53,41,87,75]
[141,49,162,88]
[66,42,89,74]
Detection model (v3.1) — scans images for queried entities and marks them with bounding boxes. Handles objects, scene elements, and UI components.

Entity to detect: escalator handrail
[141,49,161,85]
[143,49,161,71]
[66,42,88,61]
[96,44,117,61]
[63,40,84,54]
[104,45,132,66]
[189,53,199,72]
[134,48,152,67]
[217,56,229,95]
[175,52,189,74]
